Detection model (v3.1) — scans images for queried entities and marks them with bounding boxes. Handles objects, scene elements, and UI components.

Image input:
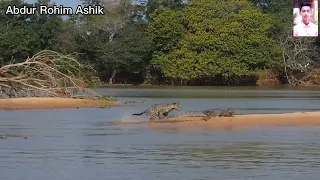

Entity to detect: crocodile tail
[178,111,203,117]
[132,110,147,116]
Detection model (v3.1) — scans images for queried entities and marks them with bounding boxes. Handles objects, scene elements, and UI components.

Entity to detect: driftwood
[0,50,103,98]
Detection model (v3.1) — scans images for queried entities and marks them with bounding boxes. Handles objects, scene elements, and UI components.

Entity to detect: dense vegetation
[1,0,319,86]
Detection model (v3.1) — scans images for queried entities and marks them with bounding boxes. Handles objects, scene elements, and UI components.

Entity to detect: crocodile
[123,100,147,104]
[176,111,207,117]
[202,109,223,120]
[203,108,236,120]
[218,108,236,117]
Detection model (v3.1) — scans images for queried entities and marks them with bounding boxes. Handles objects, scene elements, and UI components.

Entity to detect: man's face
[300,6,312,23]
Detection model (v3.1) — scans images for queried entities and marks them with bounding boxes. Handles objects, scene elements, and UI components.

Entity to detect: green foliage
[250,0,292,25]
[50,20,79,54]
[249,0,298,72]
[81,0,102,6]
[0,19,33,62]
[0,0,314,86]
[148,8,186,53]
[101,22,153,72]
[99,96,117,101]
[145,0,185,19]
[149,0,282,81]
[0,0,64,63]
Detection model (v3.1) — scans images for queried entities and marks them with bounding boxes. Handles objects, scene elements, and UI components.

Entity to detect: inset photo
[293,0,318,37]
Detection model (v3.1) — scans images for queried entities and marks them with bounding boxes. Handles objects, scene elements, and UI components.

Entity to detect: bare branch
[279,28,320,86]
[0,50,103,98]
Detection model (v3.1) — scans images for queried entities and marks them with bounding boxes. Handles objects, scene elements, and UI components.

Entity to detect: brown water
[1,87,320,180]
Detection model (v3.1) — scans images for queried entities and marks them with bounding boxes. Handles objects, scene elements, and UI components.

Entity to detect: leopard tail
[132,109,147,116]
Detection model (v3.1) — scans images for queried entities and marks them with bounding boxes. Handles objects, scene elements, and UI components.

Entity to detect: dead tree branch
[280,29,320,86]
[0,50,103,98]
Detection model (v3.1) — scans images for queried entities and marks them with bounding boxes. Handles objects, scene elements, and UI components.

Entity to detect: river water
[1,87,320,180]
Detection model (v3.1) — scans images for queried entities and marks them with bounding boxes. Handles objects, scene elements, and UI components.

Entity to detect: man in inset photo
[293,1,318,37]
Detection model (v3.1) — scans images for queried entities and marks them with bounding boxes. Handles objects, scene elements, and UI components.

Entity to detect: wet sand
[109,111,320,130]
[0,97,128,110]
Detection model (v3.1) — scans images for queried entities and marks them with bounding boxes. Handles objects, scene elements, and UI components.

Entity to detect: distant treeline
[1,0,320,86]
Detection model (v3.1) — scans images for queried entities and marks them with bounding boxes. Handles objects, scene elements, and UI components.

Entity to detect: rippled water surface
[1,88,320,180]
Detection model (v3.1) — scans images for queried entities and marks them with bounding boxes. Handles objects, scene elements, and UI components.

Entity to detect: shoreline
[108,111,320,130]
[89,84,320,90]
[0,97,129,110]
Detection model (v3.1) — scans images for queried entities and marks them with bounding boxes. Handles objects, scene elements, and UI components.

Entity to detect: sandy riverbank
[109,111,320,130]
[0,97,128,110]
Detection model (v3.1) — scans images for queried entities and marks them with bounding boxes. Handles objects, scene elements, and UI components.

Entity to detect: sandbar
[109,111,320,131]
[0,97,128,110]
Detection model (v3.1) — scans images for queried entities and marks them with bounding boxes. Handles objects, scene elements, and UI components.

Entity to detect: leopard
[132,102,181,121]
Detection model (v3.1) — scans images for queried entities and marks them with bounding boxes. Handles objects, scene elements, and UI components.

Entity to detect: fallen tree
[0,50,105,99]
